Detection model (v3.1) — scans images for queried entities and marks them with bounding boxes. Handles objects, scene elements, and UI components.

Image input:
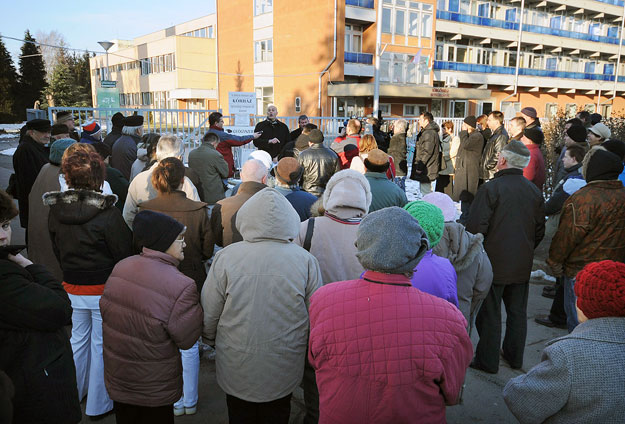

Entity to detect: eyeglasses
[175,237,185,243]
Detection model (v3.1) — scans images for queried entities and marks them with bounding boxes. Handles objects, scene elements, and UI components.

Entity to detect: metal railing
[437,10,622,45]
[345,0,374,8]
[344,52,374,65]
[434,61,625,82]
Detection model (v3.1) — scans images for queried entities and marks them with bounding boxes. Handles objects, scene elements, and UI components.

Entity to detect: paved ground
[0,132,566,423]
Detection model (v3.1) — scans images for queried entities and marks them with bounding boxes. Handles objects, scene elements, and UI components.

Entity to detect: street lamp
[98,41,114,82]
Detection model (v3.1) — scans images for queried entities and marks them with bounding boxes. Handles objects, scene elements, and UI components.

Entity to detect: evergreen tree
[45,49,79,107]
[18,30,47,117]
[0,37,19,122]
[68,51,92,106]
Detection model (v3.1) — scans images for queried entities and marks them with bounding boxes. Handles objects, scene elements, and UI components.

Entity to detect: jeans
[562,275,579,332]
[394,176,406,192]
[67,294,113,416]
[174,340,200,409]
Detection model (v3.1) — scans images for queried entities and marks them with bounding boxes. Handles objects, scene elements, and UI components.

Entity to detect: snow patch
[0,123,25,132]
[0,148,17,156]
[531,269,556,283]
[0,134,17,140]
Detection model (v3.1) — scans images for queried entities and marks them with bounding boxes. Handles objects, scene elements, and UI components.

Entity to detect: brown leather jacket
[139,191,214,291]
[548,180,625,277]
[100,249,202,407]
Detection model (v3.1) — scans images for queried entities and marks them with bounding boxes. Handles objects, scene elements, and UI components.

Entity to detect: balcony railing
[595,0,624,6]
[345,52,374,65]
[434,61,625,82]
[345,0,374,8]
[436,10,621,45]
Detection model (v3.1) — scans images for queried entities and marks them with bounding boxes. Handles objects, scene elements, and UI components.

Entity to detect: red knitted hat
[575,260,625,319]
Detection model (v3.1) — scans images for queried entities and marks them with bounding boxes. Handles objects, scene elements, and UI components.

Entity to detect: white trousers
[68,294,113,416]
[174,340,200,409]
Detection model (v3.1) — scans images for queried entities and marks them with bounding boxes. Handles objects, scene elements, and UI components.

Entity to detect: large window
[345,24,362,53]
[380,52,429,85]
[404,104,428,116]
[254,39,273,63]
[255,86,274,114]
[140,53,175,76]
[181,26,214,38]
[382,1,433,40]
[254,0,272,15]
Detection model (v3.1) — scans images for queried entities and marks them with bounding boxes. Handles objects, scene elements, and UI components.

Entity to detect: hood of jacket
[433,221,486,272]
[424,121,440,134]
[136,147,149,161]
[322,170,371,219]
[43,189,118,225]
[236,187,300,243]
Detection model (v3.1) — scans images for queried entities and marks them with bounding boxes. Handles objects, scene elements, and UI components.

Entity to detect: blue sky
[2,0,216,59]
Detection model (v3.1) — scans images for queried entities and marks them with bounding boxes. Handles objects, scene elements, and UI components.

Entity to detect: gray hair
[122,125,143,137]
[156,135,184,161]
[501,149,530,169]
[240,159,268,183]
[394,119,408,134]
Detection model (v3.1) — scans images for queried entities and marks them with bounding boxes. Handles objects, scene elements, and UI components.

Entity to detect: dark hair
[203,132,220,144]
[62,150,106,191]
[151,157,186,194]
[141,133,161,160]
[590,113,602,125]
[566,118,584,127]
[565,144,586,163]
[0,190,18,222]
[302,123,318,135]
[363,158,390,173]
[298,114,308,120]
[577,111,591,123]
[92,142,111,160]
[489,111,504,124]
[420,112,434,122]
[209,111,223,126]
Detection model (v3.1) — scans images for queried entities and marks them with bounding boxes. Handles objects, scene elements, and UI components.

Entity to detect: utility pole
[373,0,383,117]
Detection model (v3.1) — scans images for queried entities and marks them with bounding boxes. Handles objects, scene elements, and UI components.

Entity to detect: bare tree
[35,30,67,81]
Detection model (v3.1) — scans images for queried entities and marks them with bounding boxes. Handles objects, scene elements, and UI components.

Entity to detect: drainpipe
[499,0,525,111]
[318,0,338,115]
[215,8,221,111]
[599,2,625,114]
[373,0,383,116]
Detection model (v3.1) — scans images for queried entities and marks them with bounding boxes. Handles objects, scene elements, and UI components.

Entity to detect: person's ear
[262,175,268,184]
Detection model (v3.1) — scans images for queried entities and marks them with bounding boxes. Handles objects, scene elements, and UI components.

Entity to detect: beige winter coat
[295,170,371,285]
[201,188,322,402]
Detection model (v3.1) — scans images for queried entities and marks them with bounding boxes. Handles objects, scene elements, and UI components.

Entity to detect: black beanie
[133,210,185,253]
[585,149,624,183]
[602,139,625,161]
[567,125,587,144]
[111,112,125,128]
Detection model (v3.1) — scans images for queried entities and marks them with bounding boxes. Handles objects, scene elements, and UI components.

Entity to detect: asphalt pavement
[0,132,565,423]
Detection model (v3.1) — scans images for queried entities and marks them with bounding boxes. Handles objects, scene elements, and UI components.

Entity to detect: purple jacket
[411,250,459,307]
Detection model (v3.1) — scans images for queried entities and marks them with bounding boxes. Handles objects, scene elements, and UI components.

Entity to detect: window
[345,25,363,53]
[379,104,391,117]
[255,86,274,114]
[431,99,443,117]
[584,62,596,74]
[545,103,558,119]
[565,103,577,118]
[608,26,619,38]
[404,104,427,116]
[601,104,612,118]
[604,63,615,75]
[254,0,272,15]
[141,92,153,106]
[380,52,429,85]
[449,100,466,118]
[208,26,214,38]
[546,57,557,71]
[254,39,273,62]
[584,104,596,113]
[478,102,493,116]
[501,101,521,119]
[382,1,433,42]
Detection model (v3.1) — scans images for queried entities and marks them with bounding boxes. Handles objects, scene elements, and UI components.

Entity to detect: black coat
[453,130,484,201]
[105,166,129,212]
[12,136,50,228]
[297,144,340,197]
[480,125,509,180]
[545,163,582,216]
[465,168,545,285]
[254,119,291,159]
[110,134,140,181]
[410,121,440,182]
[0,260,81,424]
[103,126,123,149]
[388,133,407,177]
[43,190,133,286]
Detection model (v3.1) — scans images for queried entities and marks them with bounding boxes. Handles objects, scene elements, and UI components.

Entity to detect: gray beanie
[356,207,430,274]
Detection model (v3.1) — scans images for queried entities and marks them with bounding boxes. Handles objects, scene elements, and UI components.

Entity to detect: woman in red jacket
[100,210,203,424]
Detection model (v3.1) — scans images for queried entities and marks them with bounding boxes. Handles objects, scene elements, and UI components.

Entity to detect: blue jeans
[562,275,579,332]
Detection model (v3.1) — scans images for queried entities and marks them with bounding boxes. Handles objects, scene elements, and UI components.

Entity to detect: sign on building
[228,92,256,115]
[97,88,120,108]
[101,80,117,88]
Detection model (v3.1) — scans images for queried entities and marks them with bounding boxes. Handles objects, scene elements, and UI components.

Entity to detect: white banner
[224,126,256,137]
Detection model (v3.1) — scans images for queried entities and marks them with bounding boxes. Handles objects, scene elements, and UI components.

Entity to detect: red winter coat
[309,271,473,424]
[100,248,203,407]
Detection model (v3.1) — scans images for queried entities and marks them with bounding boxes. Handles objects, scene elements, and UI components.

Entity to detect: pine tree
[68,51,92,106]
[45,49,80,107]
[18,30,47,118]
[0,37,19,122]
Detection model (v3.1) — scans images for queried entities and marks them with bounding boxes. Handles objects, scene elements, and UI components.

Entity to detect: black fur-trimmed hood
[43,190,118,225]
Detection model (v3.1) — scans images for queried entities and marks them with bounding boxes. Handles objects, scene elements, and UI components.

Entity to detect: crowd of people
[1,103,625,424]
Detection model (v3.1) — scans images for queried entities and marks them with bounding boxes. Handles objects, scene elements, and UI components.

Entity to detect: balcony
[436,10,621,45]
[344,52,374,77]
[434,61,625,82]
[346,0,376,23]
[595,0,624,5]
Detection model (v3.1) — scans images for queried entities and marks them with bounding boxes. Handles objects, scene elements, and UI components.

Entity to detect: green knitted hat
[403,200,445,248]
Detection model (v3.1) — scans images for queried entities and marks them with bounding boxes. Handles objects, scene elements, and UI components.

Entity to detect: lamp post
[97,41,114,82]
